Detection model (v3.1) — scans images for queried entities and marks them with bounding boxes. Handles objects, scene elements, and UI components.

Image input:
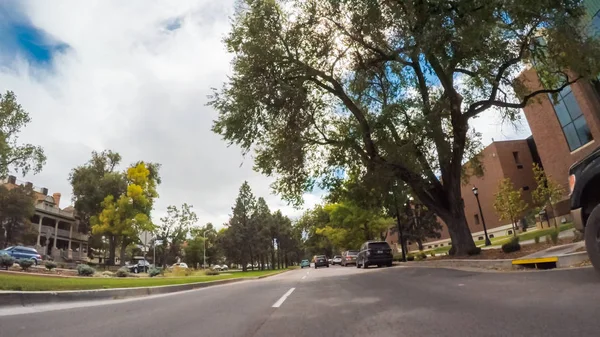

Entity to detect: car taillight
[569,174,576,195]
[346,257,351,260]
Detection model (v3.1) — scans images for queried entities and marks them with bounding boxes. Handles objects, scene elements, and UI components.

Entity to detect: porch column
[36,216,44,246]
[53,220,58,248]
[68,223,73,250]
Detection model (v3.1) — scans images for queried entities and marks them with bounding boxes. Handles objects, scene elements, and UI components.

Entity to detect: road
[1,265,600,337]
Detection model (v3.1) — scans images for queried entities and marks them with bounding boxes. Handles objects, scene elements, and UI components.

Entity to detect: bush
[101,271,114,277]
[148,267,162,277]
[18,259,34,271]
[534,236,540,244]
[550,230,559,244]
[115,267,129,278]
[0,255,15,270]
[205,269,220,276]
[420,252,427,259]
[501,237,521,253]
[171,266,192,277]
[393,254,404,262]
[45,261,57,271]
[76,264,95,276]
[467,247,482,256]
[430,251,436,257]
[406,254,415,261]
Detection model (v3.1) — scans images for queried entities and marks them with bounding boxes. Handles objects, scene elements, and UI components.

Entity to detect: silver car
[341,250,359,266]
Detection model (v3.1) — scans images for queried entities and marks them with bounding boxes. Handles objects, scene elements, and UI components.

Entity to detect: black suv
[356,241,393,269]
[569,147,600,272]
[314,255,329,269]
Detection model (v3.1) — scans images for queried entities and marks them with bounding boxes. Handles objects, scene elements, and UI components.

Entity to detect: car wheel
[356,260,360,268]
[387,262,393,267]
[585,204,600,272]
[326,265,329,268]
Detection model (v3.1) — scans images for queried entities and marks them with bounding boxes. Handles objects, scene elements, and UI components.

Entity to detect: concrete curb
[405,258,513,270]
[556,251,589,268]
[0,271,289,308]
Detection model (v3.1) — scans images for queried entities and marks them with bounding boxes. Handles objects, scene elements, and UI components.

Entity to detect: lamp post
[472,186,491,246]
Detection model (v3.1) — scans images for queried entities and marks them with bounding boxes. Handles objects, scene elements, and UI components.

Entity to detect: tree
[184,233,205,269]
[226,181,256,271]
[156,203,197,266]
[532,163,564,228]
[90,162,160,265]
[69,150,127,260]
[493,178,529,237]
[0,91,46,178]
[0,185,36,247]
[210,0,600,255]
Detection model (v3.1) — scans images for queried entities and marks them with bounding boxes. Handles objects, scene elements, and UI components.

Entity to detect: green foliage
[493,178,529,236]
[419,252,427,260]
[532,163,565,228]
[393,254,404,262]
[0,184,37,246]
[76,264,95,276]
[534,236,540,244]
[210,0,598,255]
[115,267,129,278]
[0,91,46,178]
[501,237,521,253]
[0,255,14,270]
[44,261,57,271]
[17,258,33,271]
[148,267,162,277]
[550,230,559,245]
[205,269,220,276]
[169,266,192,277]
[157,203,197,267]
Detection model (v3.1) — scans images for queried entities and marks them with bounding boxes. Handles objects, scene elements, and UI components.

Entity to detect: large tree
[0,91,46,178]
[0,185,36,247]
[210,0,600,255]
[156,203,197,266]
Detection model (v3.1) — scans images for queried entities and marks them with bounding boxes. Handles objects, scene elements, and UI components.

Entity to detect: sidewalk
[512,240,588,268]
[480,228,576,251]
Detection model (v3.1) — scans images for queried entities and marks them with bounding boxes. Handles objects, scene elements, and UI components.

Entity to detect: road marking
[301,275,306,279]
[272,288,295,308]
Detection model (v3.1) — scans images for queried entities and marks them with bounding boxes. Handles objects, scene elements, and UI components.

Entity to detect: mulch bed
[428,238,575,261]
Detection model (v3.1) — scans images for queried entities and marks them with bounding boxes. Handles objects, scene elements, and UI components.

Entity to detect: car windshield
[347,250,359,255]
[301,260,309,262]
[368,242,390,249]
[334,256,341,258]
[316,255,325,259]
[3,246,14,251]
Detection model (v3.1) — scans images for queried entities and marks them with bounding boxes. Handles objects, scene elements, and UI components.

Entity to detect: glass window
[592,11,600,36]
[474,214,480,225]
[548,86,593,151]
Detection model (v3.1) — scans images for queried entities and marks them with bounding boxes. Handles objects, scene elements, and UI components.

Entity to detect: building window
[474,214,480,225]
[512,151,520,164]
[523,186,530,191]
[549,86,593,151]
[591,11,600,36]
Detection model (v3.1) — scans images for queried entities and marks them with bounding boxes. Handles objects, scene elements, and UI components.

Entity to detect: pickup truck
[569,147,600,272]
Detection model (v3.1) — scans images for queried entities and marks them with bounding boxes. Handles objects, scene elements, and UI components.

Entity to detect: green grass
[491,222,574,246]
[0,269,289,291]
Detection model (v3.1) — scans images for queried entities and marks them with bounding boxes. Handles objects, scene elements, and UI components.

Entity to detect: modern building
[386,139,540,252]
[2,175,89,261]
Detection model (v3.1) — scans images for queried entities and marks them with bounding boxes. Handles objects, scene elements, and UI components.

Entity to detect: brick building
[386,139,540,252]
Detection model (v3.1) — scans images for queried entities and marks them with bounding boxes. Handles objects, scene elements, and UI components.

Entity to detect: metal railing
[40,225,89,241]
[35,203,75,218]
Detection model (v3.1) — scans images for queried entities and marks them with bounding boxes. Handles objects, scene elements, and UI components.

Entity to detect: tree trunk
[550,204,558,229]
[270,240,276,270]
[439,205,477,256]
[417,239,423,251]
[108,236,117,266]
[119,240,127,266]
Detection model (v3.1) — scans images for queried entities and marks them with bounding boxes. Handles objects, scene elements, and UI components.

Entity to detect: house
[2,175,89,262]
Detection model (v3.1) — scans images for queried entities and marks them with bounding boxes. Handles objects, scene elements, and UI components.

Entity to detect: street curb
[556,251,589,268]
[0,270,289,308]
[404,258,513,270]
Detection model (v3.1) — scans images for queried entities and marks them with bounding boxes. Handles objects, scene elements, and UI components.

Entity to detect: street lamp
[472,187,491,246]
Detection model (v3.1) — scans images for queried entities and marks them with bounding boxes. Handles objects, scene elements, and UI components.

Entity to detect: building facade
[2,176,89,262]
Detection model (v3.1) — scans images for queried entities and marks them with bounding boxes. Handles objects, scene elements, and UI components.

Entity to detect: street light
[472,186,491,246]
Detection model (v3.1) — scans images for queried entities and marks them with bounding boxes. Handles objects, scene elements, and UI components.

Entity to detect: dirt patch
[428,238,574,260]
[575,246,587,253]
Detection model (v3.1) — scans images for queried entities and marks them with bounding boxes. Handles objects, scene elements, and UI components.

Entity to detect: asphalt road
[1,265,600,337]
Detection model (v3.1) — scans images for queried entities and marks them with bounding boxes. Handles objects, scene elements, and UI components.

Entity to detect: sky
[0,1,530,228]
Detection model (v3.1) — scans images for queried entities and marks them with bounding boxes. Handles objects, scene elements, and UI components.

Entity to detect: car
[328,258,332,264]
[0,246,42,265]
[332,255,342,265]
[127,259,150,273]
[356,241,393,269]
[314,255,329,269]
[300,259,310,268]
[170,262,189,270]
[220,265,229,271]
[341,250,359,266]
[569,147,600,272]
[212,264,222,271]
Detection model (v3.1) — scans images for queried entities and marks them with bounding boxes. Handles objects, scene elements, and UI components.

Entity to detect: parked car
[220,265,229,271]
[341,250,359,266]
[332,255,342,265]
[314,255,329,269]
[300,259,310,268]
[212,264,222,271]
[569,147,600,272]
[328,258,332,264]
[170,262,189,270]
[127,259,150,273]
[356,241,393,269]
[0,246,42,265]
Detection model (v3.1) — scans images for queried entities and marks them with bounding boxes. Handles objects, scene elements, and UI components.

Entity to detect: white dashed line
[301,275,307,280]
[272,288,296,308]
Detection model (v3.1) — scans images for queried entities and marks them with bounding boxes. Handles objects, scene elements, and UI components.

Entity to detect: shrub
[406,254,415,261]
[45,261,57,271]
[550,230,559,244]
[18,259,34,271]
[171,266,192,277]
[420,252,427,259]
[148,267,162,277]
[0,255,15,270]
[430,251,436,257]
[76,264,95,276]
[501,237,521,253]
[205,269,220,276]
[101,271,114,277]
[393,254,404,262]
[534,236,540,244]
[115,267,129,278]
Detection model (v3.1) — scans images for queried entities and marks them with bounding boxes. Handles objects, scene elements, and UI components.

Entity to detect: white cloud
[0,0,322,228]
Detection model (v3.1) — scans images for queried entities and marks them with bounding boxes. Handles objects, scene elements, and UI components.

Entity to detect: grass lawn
[0,269,289,291]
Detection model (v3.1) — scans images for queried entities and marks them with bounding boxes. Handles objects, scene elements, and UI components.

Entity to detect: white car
[212,264,222,271]
[171,262,189,270]
[220,265,228,271]
[332,256,342,265]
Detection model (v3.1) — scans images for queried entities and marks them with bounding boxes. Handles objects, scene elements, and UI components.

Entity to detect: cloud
[0,0,322,228]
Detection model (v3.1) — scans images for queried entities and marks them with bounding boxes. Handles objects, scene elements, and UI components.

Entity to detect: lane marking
[301,275,306,280]
[272,288,295,308]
